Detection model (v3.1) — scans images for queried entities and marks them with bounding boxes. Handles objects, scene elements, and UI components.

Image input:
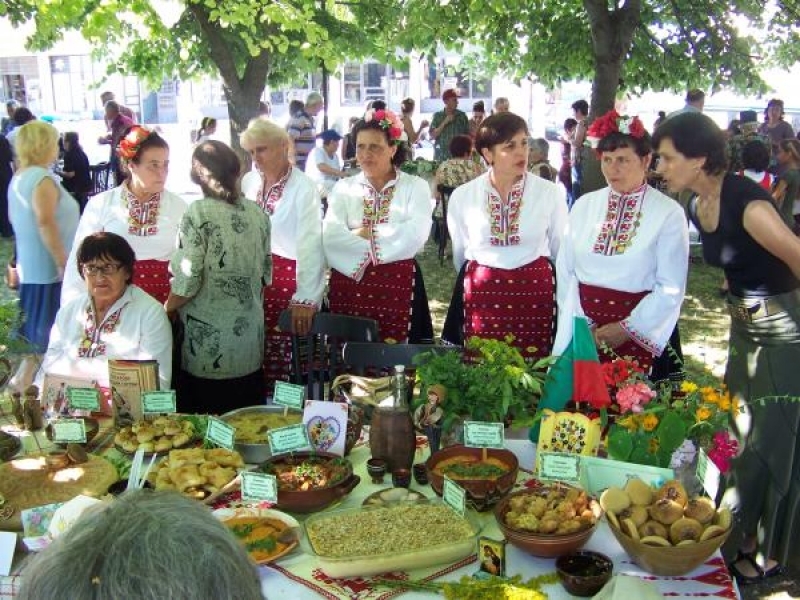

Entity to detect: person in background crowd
[667,88,705,119]
[400,98,429,147]
[726,119,742,139]
[195,117,217,144]
[469,101,485,139]
[98,101,136,186]
[305,129,347,198]
[6,107,36,162]
[56,132,91,213]
[727,110,770,173]
[341,116,359,163]
[430,89,470,161]
[39,232,172,391]
[258,100,272,118]
[772,139,800,233]
[759,99,795,175]
[654,112,800,585]
[569,99,589,202]
[7,121,79,400]
[740,140,773,190]
[559,118,577,207]
[1,100,18,136]
[62,126,186,306]
[240,119,324,392]
[493,97,510,114]
[443,113,567,360]
[434,135,484,190]
[288,99,304,119]
[99,91,135,123]
[529,137,557,182]
[323,108,434,343]
[0,133,12,237]
[366,100,387,111]
[653,110,667,130]
[554,109,688,381]
[17,490,264,600]
[167,141,272,414]
[286,92,324,171]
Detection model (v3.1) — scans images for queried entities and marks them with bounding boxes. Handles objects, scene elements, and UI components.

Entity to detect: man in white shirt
[305,129,346,198]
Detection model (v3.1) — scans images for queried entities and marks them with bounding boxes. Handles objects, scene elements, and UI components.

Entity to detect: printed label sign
[442,476,466,517]
[268,424,311,455]
[272,381,305,410]
[538,452,581,485]
[141,390,177,414]
[696,449,721,500]
[205,417,236,450]
[463,421,505,449]
[51,419,87,443]
[66,387,100,412]
[241,471,279,504]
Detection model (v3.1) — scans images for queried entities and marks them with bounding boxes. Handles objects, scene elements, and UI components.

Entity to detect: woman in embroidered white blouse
[61,127,187,307]
[40,232,172,392]
[552,109,689,378]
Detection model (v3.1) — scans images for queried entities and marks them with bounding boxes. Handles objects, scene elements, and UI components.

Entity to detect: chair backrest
[277,310,379,401]
[342,342,463,376]
[89,162,111,196]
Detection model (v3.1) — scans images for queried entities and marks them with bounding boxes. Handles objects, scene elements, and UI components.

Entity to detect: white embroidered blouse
[553,184,689,356]
[446,171,568,271]
[322,171,433,281]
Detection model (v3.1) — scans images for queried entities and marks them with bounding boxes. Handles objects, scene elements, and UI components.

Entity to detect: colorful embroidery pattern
[256,167,293,215]
[487,175,524,247]
[361,182,395,228]
[78,305,124,358]
[593,184,647,255]
[124,189,161,236]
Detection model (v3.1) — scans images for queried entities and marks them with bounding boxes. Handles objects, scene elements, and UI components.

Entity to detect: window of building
[424,60,492,100]
[340,61,388,106]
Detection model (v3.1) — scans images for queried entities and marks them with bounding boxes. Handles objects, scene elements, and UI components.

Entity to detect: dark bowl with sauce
[556,550,613,597]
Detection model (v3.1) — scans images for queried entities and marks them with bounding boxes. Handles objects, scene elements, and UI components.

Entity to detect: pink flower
[708,431,738,474]
[616,382,656,413]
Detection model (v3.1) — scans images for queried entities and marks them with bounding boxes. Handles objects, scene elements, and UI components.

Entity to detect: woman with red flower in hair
[323,109,434,342]
[553,109,689,380]
[61,126,187,307]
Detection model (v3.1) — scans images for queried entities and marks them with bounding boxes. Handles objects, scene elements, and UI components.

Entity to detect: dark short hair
[766,98,785,117]
[741,140,770,172]
[571,100,588,115]
[597,131,653,158]
[472,100,485,113]
[652,112,727,175]
[288,99,304,117]
[564,118,578,131]
[686,89,705,103]
[369,100,387,111]
[12,107,35,126]
[448,134,473,159]
[474,113,528,156]
[76,232,136,283]
[191,140,241,204]
[121,127,170,165]
[352,118,408,167]
[63,132,80,147]
[400,98,415,114]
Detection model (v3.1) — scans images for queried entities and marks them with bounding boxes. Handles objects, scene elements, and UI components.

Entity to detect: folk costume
[442,172,568,359]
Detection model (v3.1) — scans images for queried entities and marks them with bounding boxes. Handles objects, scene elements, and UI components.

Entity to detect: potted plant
[413,335,553,444]
[0,299,26,388]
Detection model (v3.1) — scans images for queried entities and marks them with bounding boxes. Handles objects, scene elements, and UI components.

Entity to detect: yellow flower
[700,386,720,404]
[642,414,659,431]
[617,416,638,432]
[648,437,660,454]
[718,392,732,412]
[696,406,712,421]
[729,393,740,415]
[681,381,698,394]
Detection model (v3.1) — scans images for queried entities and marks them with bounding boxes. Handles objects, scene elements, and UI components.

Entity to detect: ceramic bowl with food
[494,486,601,558]
[426,445,518,511]
[556,550,614,597]
[45,416,100,446]
[214,506,300,564]
[258,451,360,514]
[220,406,302,464]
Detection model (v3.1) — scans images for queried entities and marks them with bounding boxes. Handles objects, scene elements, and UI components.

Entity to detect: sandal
[728,551,785,585]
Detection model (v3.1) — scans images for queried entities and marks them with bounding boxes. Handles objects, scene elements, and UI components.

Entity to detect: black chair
[277,310,379,402]
[88,162,112,196]
[342,342,463,376]
[436,185,455,265]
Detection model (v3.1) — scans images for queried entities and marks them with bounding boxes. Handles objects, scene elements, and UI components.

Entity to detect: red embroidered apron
[132,259,170,305]
[578,282,653,370]
[463,256,555,360]
[328,259,415,343]
[263,254,297,391]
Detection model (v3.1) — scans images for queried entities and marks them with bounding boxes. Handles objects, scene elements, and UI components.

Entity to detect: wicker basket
[607,518,730,576]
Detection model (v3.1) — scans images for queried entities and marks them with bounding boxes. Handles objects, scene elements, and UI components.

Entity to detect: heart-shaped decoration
[307,416,341,452]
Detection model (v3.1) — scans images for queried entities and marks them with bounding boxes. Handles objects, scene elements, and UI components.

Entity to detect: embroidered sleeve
[371,175,432,264]
[291,179,325,308]
[322,184,371,281]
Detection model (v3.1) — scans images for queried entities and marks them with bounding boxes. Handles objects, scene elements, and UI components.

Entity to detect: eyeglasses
[82,263,123,277]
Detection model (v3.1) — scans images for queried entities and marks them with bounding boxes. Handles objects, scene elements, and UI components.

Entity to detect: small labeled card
[696,449,721,500]
[268,424,311,455]
[273,381,305,411]
[240,471,278,504]
[442,476,466,517]
[0,531,16,576]
[303,400,348,456]
[205,417,236,450]
[66,387,100,412]
[50,419,87,443]
[537,451,582,485]
[477,536,506,578]
[463,421,505,449]
[141,390,177,414]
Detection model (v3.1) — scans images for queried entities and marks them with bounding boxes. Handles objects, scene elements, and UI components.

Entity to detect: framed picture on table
[40,374,104,418]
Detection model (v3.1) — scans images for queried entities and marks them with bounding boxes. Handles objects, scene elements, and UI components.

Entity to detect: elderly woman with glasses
[39,231,172,392]
[61,126,187,306]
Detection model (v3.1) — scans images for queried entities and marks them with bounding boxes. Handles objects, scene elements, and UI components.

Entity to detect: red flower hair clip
[117,126,152,161]
[586,110,647,148]
[364,108,405,144]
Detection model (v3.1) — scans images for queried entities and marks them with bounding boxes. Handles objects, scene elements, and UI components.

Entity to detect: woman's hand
[594,322,629,349]
[290,305,316,336]
[351,226,371,240]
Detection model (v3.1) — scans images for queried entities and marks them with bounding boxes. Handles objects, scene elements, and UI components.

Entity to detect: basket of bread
[601,478,731,575]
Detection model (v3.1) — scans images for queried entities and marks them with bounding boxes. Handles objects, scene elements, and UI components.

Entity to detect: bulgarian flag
[529,317,611,442]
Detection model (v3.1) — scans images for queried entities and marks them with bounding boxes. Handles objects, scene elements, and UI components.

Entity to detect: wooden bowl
[426,445,518,511]
[494,487,601,558]
[607,517,730,576]
[259,451,360,514]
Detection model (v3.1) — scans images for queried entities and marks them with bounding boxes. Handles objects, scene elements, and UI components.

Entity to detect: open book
[108,360,160,427]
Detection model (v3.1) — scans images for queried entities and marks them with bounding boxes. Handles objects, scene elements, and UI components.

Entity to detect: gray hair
[529,137,549,156]
[18,490,264,600]
[306,91,324,108]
